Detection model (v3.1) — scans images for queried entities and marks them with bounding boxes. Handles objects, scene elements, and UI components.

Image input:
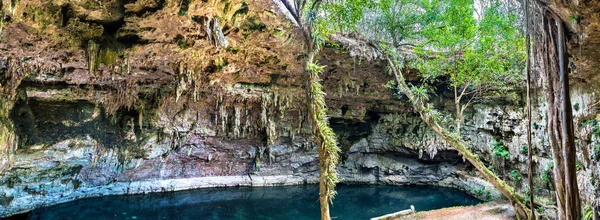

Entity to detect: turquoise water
[14,185,480,220]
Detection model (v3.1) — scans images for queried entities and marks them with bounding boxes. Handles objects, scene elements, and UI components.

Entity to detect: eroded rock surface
[0,0,600,218]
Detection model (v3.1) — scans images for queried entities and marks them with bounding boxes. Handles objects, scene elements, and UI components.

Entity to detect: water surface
[16,184,480,220]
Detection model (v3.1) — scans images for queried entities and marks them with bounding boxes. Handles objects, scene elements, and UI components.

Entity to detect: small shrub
[592,145,600,160]
[583,205,593,220]
[548,158,554,170]
[584,120,600,137]
[493,140,510,160]
[511,169,522,185]
[541,169,553,187]
[573,103,580,111]
[536,206,545,214]
[475,186,484,197]
[521,145,528,154]
[583,119,597,127]
[576,161,583,171]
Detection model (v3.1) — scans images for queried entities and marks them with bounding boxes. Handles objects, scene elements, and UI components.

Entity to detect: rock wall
[0,0,600,218]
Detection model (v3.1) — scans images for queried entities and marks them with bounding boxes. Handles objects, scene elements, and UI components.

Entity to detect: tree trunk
[381,54,532,219]
[524,0,536,218]
[556,16,581,220]
[455,98,462,135]
[304,46,339,220]
[530,3,582,218]
[423,115,531,218]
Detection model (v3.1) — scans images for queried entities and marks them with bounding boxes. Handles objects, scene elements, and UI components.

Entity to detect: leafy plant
[475,186,483,197]
[584,120,600,138]
[541,169,553,187]
[583,205,594,220]
[536,206,545,214]
[511,169,522,185]
[520,145,528,154]
[576,161,583,171]
[548,158,554,170]
[493,140,510,160]
[573,103,580,111]
[592,145,600,160]
[320,0,532,216]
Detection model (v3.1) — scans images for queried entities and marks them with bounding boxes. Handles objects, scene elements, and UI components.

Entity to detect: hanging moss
[308,61,340,202]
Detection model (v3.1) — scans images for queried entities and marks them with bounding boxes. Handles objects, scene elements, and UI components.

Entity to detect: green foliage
[309,0,530,215]
[573,103,580,111]
[540,169,552,187]
[520,145,528,154]
[475,186,484,197]
[576,161,583,171]
[410,86,429,105]
[493,140,510,160]
[536,206,545,214]
[410,0,525,108]
[307,62,326,74]
[309,61,340,202]
[592,145,600,160]
[583,119,597,127]
[584,120,600,138]
[583,205,594,220]
[511,169,522,185]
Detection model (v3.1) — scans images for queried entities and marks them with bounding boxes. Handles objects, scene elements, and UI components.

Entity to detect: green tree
[312,0,534,218]
[412,0,525,134]
[277,1,340,219]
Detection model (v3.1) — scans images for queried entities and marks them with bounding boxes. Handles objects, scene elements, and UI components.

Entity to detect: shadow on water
[11,185,480,220]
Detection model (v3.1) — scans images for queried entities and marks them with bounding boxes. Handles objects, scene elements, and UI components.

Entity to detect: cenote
[12,185,480,220]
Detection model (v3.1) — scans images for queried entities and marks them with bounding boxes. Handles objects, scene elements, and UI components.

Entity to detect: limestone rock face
[0,0,600,218]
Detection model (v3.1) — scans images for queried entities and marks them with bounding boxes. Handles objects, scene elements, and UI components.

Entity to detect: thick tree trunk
[556,16,581,220]
[544,16,567,220]
[531,3,582,218]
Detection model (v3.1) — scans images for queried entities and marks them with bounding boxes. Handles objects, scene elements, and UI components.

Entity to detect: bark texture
[531,2,581,219]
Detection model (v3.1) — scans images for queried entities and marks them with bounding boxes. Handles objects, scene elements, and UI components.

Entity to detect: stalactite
[176,77,187,103]
[233,105,242,138]
[138,105,144,132]
[211,17,228,48]
[126,57,131,75]
[204,16,212,45]
[220,100,228,135]
[86,40,99,75]
[261,93,270,127]
[298,110,304,134]
[277,94,290,118]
